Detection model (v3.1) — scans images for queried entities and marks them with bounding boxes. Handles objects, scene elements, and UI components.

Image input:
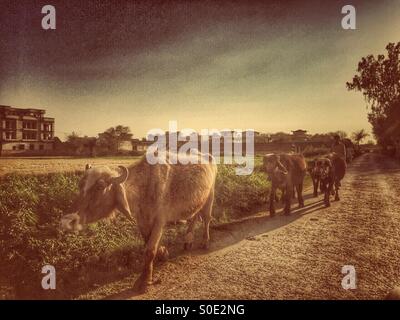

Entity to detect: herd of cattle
[264,152,347,215]
[60,150,346,293]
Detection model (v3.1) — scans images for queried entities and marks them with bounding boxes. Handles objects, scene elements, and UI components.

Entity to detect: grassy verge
[0,159,272,299]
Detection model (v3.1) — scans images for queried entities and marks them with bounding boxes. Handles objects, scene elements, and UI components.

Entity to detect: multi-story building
[0,105,55,155]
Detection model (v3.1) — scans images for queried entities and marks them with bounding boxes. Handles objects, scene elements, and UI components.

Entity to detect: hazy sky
[1,0,399,139]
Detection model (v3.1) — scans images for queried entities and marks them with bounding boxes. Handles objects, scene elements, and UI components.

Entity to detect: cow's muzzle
[60,213,83,232]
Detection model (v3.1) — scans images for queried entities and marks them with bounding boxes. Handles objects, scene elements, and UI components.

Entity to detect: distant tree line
[60,125,373,158]
[63,125,134,157]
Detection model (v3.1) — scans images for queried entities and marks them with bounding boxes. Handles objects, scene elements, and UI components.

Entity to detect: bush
[214,165,270,220]
[0,172,142,299]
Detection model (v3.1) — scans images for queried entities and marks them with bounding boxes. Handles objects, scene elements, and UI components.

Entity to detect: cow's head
[320,159,332,180]
[263,154,288,185]
[60,164,132,232]
[263,154,288,174]
[308,159,324,177]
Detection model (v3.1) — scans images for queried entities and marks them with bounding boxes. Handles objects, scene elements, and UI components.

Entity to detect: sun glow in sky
[1,0,399,140]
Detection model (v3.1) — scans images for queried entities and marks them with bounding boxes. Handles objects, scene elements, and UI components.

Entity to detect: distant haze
[1,0,399,140]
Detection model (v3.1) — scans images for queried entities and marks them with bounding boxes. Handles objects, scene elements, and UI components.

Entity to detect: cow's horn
[111,166,129,184]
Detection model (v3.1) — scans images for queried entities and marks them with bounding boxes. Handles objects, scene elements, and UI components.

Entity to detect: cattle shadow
[201,195,326,255]
[102,191,330,300]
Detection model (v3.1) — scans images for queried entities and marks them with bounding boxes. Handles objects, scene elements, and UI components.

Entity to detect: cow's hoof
[284,211,291,216]
[335,196,340,201]
[270,211,275,217]
[298,203,304,209]
[184,242,193,251]
[201,241,210,250]
[157,246,169,261]
[325,202,330,207]
[313,193,318,197]
[269,207,276,216]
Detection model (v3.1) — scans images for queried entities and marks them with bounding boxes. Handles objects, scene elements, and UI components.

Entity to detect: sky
[1,0,399,140]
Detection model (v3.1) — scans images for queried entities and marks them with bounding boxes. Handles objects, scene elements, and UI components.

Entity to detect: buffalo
[61,150,217,293]
[263,153,306,216]
[311,154,346,207]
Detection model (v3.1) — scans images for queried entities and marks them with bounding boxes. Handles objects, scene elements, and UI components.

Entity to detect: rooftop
[0,105,46,113]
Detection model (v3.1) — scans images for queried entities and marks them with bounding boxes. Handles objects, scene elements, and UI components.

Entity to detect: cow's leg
[334,180,340,201]
[312,177,318,197]
[292,185,296,199]
[200,188,214,250]
[133,219,164,294]
[324,180,332,207]
[183,217,197,251]
[296,183,304,208]
[269,186,276,217]
[280,188,285,203]
[284,185,292,215]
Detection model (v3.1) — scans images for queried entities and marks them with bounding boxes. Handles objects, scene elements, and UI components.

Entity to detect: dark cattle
[263,153,307,216]
[307,159,323,197]
[318,154,346,207]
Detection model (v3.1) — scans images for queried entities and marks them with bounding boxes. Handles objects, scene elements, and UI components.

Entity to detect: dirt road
[82,152,400,300]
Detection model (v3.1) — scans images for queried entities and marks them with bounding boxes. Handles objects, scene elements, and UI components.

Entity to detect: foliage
[302,145,330,158]
[347,42,400,147]
[0,172,142,299]
[351,129,369,145]
[214,165,270,219]
[97,126,133,154]
[66,132,97,156]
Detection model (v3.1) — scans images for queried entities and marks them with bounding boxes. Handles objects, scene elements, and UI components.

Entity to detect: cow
[60,150,217,293]
[263,153,306,216]
[307,159,323,197]
[317,154,346,207]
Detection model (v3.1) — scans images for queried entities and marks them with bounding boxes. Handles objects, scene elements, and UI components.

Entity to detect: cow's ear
[85,164,92,170]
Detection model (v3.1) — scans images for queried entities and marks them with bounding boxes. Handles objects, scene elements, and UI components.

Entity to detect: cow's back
[280,153,307,184]
[143,152,217,222]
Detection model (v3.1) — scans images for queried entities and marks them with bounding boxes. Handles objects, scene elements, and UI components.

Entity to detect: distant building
[291,129,308,141]
[0,105,55,156]
[132,138,152,152]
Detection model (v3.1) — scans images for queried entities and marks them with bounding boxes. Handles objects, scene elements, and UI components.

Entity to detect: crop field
[0,156,143,176]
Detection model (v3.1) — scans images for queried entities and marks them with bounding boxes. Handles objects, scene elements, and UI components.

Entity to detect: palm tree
[352,129,369,145]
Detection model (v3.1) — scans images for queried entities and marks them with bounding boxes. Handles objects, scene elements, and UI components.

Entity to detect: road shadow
[200,194,326,254]
[101,188,334,299]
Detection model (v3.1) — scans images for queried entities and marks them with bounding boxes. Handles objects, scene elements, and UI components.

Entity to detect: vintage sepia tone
[1,0,400,300]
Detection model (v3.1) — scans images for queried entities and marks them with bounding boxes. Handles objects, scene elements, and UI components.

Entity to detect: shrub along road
[81,152,400,300]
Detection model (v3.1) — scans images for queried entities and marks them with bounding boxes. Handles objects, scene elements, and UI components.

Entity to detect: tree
[351,129,369,145]
[66,132,97,157]
[98,125,133,154]
[347,42,400,147]
[334,131,348,140]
